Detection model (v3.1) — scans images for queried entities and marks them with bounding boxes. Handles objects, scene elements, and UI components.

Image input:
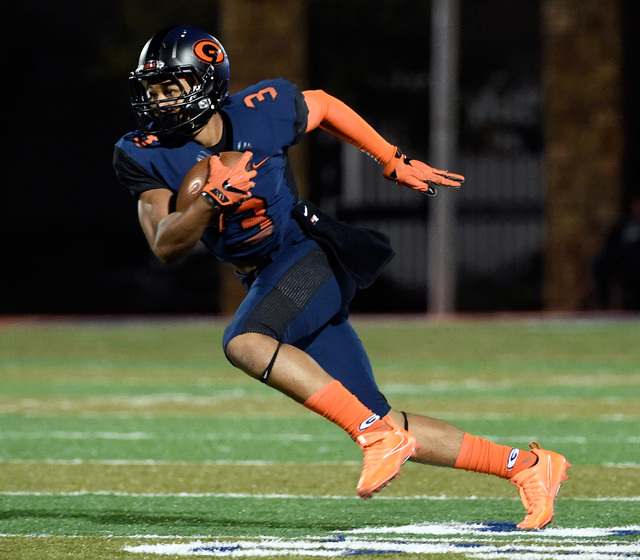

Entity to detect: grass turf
[1,316,639,559]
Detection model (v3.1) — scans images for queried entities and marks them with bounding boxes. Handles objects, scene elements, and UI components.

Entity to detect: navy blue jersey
[113,78,308,264]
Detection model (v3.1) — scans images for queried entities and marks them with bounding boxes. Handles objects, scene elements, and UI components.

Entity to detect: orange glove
[201,152,257,211]
[383,148,465,196]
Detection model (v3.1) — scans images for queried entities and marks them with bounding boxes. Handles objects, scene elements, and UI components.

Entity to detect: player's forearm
[139,195,214,265]
[152,213,206,264]
[303,89,396,165]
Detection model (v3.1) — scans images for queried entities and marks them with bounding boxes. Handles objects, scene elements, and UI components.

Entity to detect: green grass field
[1,315,639,559]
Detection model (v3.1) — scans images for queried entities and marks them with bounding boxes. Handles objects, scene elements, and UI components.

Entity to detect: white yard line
[1,457,639,468]
[2,490,639,501]
[2,521,638,558]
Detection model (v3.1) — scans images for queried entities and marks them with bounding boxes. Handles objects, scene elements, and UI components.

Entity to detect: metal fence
[333,144,544,311]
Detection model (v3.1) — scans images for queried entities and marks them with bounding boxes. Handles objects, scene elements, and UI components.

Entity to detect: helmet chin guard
[129,26,230,145]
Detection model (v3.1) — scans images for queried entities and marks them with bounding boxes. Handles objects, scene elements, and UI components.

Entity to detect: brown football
[175,151,246,212]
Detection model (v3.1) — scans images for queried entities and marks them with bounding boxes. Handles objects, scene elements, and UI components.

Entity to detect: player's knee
[224,333,254,368]
[225,332,277,378]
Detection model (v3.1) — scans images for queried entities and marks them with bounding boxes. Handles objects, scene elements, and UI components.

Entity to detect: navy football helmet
[129,26,230,145]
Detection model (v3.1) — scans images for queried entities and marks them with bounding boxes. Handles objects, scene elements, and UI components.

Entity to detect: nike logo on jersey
[252,157,270,169]
[358,414,381,432]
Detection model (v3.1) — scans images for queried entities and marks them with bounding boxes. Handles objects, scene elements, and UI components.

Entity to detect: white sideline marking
[122,523,640,557]
[2,523,639,559]
[0,458,360,466]
[0,431,154,440]
[2,491,639,501]
[2,457,639,468]
[343,522,640,537]
[0,432,344,442]
[124,540,640,558]
[1,429,638,446]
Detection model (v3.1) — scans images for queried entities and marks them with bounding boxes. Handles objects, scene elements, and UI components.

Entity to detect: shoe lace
[358,428,396,461]
[519,471,549,513]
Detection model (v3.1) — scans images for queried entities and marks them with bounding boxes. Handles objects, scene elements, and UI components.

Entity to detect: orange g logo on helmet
[193,39,225,65]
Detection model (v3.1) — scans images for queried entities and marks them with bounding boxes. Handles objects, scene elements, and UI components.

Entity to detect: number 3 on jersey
[236,195,274,245]
[244,86,278,109]
[238,85,279,243]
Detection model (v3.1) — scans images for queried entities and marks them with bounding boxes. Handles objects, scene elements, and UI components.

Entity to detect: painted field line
[0,392,266,410]
[2,490,639,501]
[343,522,640,537]
[2,521,640,560]
[381,381,640,394]
[3,525,640,539]
[120,523,640,558]
[0,458,360,466]
[476,435,640,445]
[0,431,344,442]
[0,431,155,440]
[123,540,640,559]
[2,458,639,468]
[2,431,640,445]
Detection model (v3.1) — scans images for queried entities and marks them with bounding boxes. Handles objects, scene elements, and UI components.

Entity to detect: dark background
[2,1,637,315]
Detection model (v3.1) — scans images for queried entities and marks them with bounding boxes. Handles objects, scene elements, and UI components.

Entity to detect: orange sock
[303,380,388,439]
[453,433,536,479]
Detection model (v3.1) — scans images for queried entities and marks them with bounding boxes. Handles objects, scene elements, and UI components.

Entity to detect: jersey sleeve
[291,83,309,146]
[227,79,309,154]
[113,143,170,197]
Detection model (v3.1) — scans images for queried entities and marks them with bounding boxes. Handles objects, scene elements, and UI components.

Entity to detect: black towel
[292,201,395,289]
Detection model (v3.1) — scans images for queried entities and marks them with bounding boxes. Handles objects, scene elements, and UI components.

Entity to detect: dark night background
[2,1,638,315]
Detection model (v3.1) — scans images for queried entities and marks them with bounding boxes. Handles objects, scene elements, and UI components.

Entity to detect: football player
[113,25,569,529]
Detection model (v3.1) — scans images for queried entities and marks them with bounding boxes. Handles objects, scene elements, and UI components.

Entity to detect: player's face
[145,78,192,113]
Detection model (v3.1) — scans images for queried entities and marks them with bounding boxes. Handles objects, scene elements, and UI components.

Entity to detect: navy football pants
[223,237,391,417]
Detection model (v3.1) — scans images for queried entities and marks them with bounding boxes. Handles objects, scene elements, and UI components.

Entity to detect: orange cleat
[511,441,571,530]
[356,418,418,499]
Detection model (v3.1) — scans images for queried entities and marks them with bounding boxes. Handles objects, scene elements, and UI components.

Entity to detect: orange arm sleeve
[303,89,397,166]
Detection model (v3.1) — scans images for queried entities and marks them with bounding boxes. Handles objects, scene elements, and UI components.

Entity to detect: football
[175,151,247,212]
